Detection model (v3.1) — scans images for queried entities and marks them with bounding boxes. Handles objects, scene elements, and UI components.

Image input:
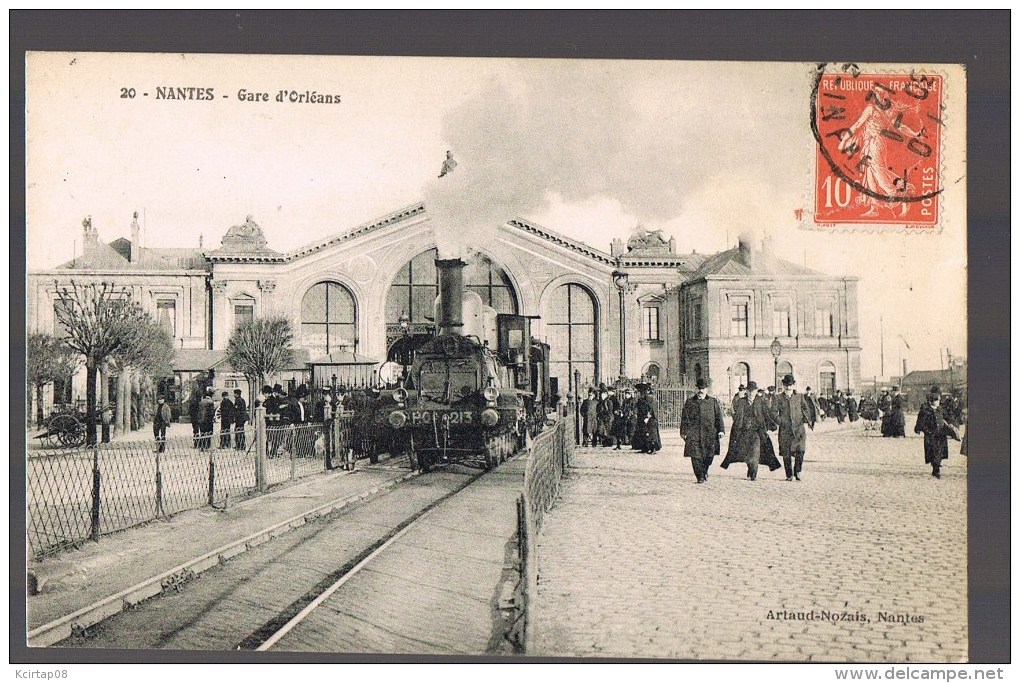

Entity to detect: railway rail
[50,452,524,655]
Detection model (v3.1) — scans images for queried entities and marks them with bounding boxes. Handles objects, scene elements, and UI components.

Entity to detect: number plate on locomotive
[409,410,474,425]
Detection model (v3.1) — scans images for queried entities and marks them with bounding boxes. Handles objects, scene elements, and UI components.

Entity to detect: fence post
[207,449,216,507]
[289,424,297,480]
[90,445,101,542]
[255,405,267,493]
[155,451,164,518]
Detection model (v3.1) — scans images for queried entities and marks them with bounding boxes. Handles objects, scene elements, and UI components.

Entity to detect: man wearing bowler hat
[680,377,725,483]
[771,373,817,481]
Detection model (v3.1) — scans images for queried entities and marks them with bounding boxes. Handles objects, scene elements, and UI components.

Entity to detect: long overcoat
[847,396,859,422]
[914,401,951,464]
[720,396,756,468]
[886,393,906,436]
[771,391,816,457]
[752,394,782,471]
[631,396,661,452]
[680,394,725,459]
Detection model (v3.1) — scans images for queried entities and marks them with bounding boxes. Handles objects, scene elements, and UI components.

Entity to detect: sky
[25,53,967,380]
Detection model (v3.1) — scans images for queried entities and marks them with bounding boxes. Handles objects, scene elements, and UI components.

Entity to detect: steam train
[376,257,552,472]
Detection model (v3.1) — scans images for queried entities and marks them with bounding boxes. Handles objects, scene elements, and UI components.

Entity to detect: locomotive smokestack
[436,258,466,336]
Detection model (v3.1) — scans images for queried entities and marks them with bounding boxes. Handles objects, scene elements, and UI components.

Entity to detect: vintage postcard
[24,52,968,663]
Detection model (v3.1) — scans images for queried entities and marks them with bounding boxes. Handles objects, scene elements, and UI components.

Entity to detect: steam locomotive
[376,257,551,472]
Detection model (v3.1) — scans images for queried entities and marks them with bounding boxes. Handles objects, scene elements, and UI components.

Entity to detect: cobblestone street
[531,421,968,662]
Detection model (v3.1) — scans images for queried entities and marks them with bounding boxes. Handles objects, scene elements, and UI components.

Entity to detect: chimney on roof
[130,211,141,262]
[82,215,98,246]
[762,232,774,255]
[737,232,755,268]
[610,238,626,257]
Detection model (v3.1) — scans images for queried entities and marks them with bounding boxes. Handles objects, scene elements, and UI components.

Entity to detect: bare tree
[54,281,164,445]
[26,332,80,426]
[226,315,294,394]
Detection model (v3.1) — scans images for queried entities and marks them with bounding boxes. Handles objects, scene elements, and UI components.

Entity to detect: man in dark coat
[218,391,235,449]
[886,386,906,437]
[846,390,859,422]
[595,385,615,447]
[770,374,816,481]
[914,387,958,478]
[609,389,629,450]
[631,384,661,454]
[580,388,598,446]
[832,390,847,423]
[680,378,724,483]
[153,396,173,454]
[621,388,638,446]
[751,382,783,476]
[188,389,203,448]
[233,389,248,450]
[805,387,824,423]
[720,383,756,476]
[198,388,216,451]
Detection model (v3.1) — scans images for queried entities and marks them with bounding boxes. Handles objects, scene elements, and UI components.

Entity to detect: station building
[27,205,861,416]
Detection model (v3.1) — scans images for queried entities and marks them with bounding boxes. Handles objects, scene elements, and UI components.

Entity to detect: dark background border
[10,10,1010,664]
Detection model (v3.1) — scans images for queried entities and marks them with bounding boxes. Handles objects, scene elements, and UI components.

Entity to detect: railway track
[53,454,525,655]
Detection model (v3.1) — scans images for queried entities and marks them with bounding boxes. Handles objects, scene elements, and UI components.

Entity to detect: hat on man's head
[747,381,758,391]
[273,384,284,393]
[930,385,941,395]
[634,382,651,392]
[695,378,709,390]
[782,374,796,387]
[738,384,746,391]
[767,385,775,392]
[892,385,899,391]
[598,383,607,391]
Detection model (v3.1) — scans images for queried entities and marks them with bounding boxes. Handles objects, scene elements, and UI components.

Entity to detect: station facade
[27,205,861,413]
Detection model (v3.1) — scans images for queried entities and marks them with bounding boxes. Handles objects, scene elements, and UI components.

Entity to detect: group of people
[687,374,814,484]
[809,389,860,424]
[579,383,662,454]
[180,387,250,453]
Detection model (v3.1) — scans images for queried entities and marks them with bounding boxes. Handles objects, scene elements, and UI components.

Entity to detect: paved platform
[530,420,968,662]
[26,455,414,635]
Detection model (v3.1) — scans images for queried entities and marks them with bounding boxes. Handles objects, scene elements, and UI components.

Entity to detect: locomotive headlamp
[388,410,407,429]
[392,388,408,404]
[483,387,499,404]
[481,408,500,427]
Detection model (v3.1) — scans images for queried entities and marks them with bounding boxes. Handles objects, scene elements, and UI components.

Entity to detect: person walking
[846,390,859,423]
[218,391,235,449]
[610,389,629,450]
[914,386,958,479]
[771,374,817,481]
[630,383,661,454]
[152,396,172,454]
[595,385,615,448]
[233,389,248,450]
[751,382,783,477]
[720,383,756,477]
[621,388,638,446]
[680,378,724,483]
[832,390,847,424]
[878,389,894,436]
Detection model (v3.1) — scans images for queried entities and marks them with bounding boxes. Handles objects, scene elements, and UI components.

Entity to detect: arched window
[733,362,750,389]
[301,281,357,356]
[546,283,597,393]
[643,362,661,383]
[386,249,518,328]
[819,361,837,398]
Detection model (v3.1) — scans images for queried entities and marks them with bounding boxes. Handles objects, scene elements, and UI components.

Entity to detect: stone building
[27,208,862,420]
[674,235,862,398]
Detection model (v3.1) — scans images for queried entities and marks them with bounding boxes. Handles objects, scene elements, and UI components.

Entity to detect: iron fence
[652,384,695,429]
[26,411,357,558]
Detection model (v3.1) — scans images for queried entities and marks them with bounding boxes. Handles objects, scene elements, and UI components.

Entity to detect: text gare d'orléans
[118,86,341,104]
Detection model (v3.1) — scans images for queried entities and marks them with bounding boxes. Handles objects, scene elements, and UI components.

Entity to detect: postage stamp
[811,64,944,228]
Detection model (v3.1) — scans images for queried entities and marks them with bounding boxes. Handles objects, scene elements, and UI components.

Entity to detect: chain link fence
[27,411,358,558]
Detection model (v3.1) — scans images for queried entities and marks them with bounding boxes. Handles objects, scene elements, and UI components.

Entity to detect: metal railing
[511,412,575,651]
[26,408,359,558]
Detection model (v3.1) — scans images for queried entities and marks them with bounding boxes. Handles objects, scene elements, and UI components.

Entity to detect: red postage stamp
[811,65,944,227]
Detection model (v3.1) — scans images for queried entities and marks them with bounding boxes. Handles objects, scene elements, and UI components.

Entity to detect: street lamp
[770,337,783,389]
[613,271,629,378]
